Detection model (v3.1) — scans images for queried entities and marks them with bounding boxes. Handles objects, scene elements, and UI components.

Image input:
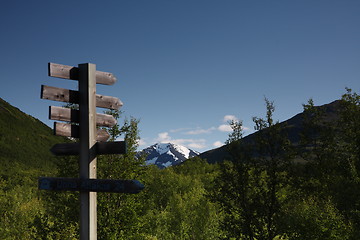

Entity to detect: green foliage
[0,183,41,239]
[138,158,224,240]
[97,114,147,239]
[0,98,71,239]
[102,109,122,141]
[0,98,61,173]
[281,196,352,240]
[338,88,360,182]
[1,88,360,239]
[215,97,295,239]
[213,92,359,239]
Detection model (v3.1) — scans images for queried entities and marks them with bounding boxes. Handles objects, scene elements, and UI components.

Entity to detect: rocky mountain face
[138,143,199,169]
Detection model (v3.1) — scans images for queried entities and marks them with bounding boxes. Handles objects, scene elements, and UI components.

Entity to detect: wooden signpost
[39,62,144,240]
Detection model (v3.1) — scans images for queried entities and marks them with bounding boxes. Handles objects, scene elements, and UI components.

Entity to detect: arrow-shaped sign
[54,122,110,142]
[48,63,117,85]
[49,106,117,127]
[41,85,123,110]
[50,141,127,156]
[39,177,144,194]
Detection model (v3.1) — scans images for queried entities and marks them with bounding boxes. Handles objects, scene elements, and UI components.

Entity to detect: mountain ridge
[199,100,342,164]
[138,143,199,168]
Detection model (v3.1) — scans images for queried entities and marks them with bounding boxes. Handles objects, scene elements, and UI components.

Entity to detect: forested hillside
[0,98,67,238]
[200,99,342,164]
[210,89,360,239]
[0,88,359,239]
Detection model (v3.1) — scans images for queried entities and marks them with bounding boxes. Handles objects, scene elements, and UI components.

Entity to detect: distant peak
[139,142,199,169]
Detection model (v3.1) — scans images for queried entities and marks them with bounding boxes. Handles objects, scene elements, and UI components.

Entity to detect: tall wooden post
[40,62,144,239]
[79,63,97,240]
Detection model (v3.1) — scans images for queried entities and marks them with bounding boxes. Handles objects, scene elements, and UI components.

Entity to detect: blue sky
[0,0,359,153]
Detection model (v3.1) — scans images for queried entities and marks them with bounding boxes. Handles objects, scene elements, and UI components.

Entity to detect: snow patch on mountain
[138,143,200,169]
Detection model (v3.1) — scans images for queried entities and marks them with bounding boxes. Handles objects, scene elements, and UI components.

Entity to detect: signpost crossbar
[39,177,144,194]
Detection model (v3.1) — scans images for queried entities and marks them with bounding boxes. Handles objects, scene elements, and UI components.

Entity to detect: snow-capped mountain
[138,143,200,169]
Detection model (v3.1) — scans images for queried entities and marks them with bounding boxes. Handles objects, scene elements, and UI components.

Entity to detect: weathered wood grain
[41,85,79,103]
[96,113,117,127]
[41,85,123,110]
[54,122,110,141]
[48,62,117,85]
[49,106,79,123]
[95,129,110,142]
[95,94,123,110]
[78,63,97,240]
[49,106,117,127]
[54,122,79,138]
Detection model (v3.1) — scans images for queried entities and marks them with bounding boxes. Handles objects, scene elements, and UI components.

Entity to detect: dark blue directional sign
[39,177,144,194]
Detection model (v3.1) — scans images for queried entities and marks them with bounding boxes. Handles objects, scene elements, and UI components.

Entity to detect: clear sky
[0,0,359,153]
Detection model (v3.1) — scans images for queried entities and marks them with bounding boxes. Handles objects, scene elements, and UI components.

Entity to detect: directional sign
[40,62,132,240]
[39,177,144,194]
[41,85,123,110]
[49,106,117,127]
[54,122,110,142]
[49,63,117,85]
[41,85,78,103]
[50,141,127,156]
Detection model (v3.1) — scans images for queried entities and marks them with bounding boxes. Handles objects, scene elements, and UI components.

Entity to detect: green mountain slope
[0,98,65,179]
[0,98,70,238]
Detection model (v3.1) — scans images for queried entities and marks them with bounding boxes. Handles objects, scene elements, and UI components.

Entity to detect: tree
[332,88,360,237]
[225,119,244,145]
[97,112,147,239]
[214,98,295,240]
[289,90,359,239]
[102,109,122,142]
[215,117,261,239]
[250,98,294,239]
[338,88,360,183]
[298,98,338,196]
